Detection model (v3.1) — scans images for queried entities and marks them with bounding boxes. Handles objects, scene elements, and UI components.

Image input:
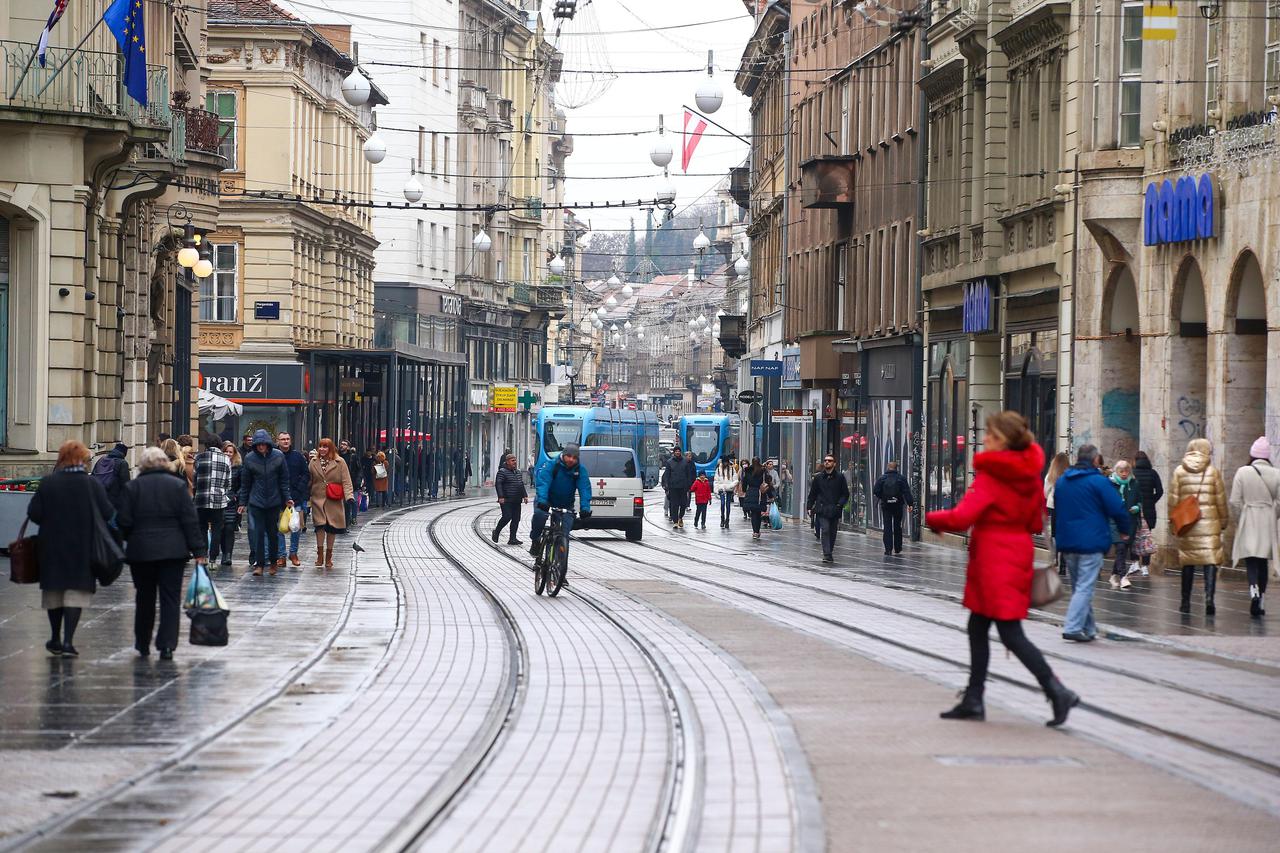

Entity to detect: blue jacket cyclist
[528,443,592,557]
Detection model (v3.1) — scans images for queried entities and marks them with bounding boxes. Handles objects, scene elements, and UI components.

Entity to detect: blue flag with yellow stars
[104,0,147,106]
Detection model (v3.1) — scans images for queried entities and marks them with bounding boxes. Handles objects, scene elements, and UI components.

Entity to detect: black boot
[1251,594,1263,618]
[491,524,500,543]
[940,687,985,721]
[1044,678,1079,727]
[1204,565,1217,616]
[1179,566,1194,613]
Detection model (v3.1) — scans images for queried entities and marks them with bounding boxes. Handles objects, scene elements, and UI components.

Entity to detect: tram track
[465,511,702,853]
[573,521,1280,785]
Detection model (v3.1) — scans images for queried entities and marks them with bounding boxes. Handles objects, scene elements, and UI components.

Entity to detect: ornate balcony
[798,155,855,209]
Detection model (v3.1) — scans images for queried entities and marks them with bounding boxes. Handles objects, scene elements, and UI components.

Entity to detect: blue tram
[677,413,741,475]
[535,406,661,487]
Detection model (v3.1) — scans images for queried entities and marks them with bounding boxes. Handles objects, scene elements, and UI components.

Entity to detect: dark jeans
[197,508,224,563]
[1111,540,1131,577]
[966,612,1054,695]
[494,501,523,542]
[219,512,238,563]
[530,507,575,551]
[669,488,690,522]
[131,559,186,653]
[881,502,904,553]
[693,502,708,527]
[247,505,282,568]
[816,513,838,558]
[719,492,733,525]
[749,505,763,534]
[1246,557,1270,595]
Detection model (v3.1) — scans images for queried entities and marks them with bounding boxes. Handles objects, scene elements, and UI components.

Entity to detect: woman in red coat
[925,410,1079,727]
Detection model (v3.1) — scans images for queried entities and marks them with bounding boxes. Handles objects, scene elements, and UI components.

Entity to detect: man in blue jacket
[238,429,293,576]
[528,444,592,571]
[276,432,310,567]
[1053,443,1132,642]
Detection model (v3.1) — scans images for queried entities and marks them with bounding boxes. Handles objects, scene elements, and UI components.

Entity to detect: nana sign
[1143,174,1216,246]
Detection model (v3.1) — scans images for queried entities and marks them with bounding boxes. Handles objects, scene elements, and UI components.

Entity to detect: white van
[574,446,644,541]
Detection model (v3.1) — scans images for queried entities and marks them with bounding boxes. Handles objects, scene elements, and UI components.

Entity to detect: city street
[3,495,1279,852]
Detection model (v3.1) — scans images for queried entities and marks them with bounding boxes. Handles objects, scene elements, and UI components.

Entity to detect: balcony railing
[181,106,222,155]
[1,39,171,130]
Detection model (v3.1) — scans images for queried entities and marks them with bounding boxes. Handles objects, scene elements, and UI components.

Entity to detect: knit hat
[1250,436,1271,460]
[113,442,128,455]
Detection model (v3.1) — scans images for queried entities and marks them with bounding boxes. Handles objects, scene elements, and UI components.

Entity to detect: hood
[1134,456,1152,470]
[1181,438,1212,473]
[251,429,274,451]
[972,443,1045,496]
[1062,464,1103,482]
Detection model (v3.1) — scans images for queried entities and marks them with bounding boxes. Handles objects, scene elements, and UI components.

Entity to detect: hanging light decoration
[695,52,723,114]
[549,254,566,276]
[621,282,634,297]
[650,138,673,168]
[734,253,750,277]
[472,229,492,252]
[606,294,618,308]
[362,132,387,164]
[607,273,621,286]
[341,69,371,106]
[403,175,424,203]
[692,229,710,252]
[593,316,604,329]
[177,223,199,269]
[623,320,632,330]
[696,313,707,325]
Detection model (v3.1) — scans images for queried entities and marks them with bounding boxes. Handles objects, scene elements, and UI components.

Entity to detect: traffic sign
[737,390,762,404]
[747,402,762,425]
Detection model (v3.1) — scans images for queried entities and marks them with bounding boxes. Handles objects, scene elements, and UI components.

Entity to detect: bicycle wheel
[534,539,548,596]
[546,532,567,597]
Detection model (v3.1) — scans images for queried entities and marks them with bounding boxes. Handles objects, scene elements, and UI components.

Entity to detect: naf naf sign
[1143,174,1217,246]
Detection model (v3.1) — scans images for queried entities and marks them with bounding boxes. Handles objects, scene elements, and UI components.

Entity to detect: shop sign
[200,361,304,404]
[254,301,280,320]
[440,293,463,316]
[469,387,489,410]
[491,385,518,412]
[962,278,994,334]
[750,359,783,377]
[781,348,802,389]
[1143,174,1216,246]
[772,408,815,423]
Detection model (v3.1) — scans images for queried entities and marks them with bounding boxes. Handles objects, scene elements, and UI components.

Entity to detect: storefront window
[927,341,969,512]
[1005,332,1057,472]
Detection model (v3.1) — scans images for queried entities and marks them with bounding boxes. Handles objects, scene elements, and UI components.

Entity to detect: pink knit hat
[1251,436,1271,460]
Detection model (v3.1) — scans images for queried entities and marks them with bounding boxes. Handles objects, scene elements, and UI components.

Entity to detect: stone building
[201,1,384,440]
[918,0,1080,519]
[1,0,220,473]
[1073,0,1280,557]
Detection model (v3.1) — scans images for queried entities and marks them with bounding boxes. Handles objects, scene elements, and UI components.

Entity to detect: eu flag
[104,0,147,106]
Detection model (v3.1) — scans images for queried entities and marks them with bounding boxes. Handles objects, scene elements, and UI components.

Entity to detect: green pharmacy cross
[518,389,538,411]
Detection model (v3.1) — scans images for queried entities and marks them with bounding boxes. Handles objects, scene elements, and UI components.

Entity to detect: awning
[197,388,243,420]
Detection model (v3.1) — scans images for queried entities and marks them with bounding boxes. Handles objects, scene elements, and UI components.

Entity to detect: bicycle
[535,506,571,597]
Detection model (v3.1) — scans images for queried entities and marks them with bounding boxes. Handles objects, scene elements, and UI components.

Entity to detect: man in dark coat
[492,452,529,544]
[238,429,292,576]
[663,449,696,529]
[807,452,851,563]
[92,442,132,510]
[873,461,915,556]
[276,432,310,566]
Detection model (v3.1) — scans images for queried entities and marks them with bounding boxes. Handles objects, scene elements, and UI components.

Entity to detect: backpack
[92,456,120,493]
[881,474,902,503]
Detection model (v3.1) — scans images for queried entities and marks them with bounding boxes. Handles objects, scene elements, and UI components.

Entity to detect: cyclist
[529,443,593,567]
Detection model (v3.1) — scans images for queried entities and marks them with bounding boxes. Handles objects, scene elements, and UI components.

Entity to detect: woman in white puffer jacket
[715,459,739,529]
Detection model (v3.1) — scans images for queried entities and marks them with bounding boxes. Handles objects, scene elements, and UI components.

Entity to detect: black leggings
[1246,557,1270,594]
[966,613,1055,694]
[749,506,763,534]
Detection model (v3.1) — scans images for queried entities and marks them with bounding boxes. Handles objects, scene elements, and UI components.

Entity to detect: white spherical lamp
[472,229,492,252]
[734,254,749,277]
[177,245,199,269]
[624,320,632,330]
[621,282,634,297]
[363,133,387,164]
[695,80,724,114]
[650,139,673,168]
[549,254,566,276]
[606,294,618,308]
[696,313,707,325]
[341,69,371,106]
[403,175,424,203]
[693,230,711,251]
[193,256,214,279]
[607,273,621,286]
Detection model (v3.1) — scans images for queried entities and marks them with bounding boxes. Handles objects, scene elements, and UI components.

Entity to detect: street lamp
[734,253,749,277]
[549,254,566,276]
[606,294,618,308]
[693,229,710,252]
[193,243,213,280]
[472,229,492,252]
[341,68,371,106]
[621,281,634,297]
[403,175,424,203]
[695,51,723,114]
[363,132,387,164]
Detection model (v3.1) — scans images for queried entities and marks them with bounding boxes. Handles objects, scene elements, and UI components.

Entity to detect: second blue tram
[678,413,741,475]
[535,406,661,487]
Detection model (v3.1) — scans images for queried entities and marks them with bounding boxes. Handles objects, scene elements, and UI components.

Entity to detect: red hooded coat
[925,443,1045,620]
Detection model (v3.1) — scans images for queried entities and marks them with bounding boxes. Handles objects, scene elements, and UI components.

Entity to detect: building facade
[1073,1,1280,559]
[202,2,383,442]
[918,0,1080,529]
[1,0,220,474]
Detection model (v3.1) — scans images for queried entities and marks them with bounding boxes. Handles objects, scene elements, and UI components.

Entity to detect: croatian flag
[36,0,71,67]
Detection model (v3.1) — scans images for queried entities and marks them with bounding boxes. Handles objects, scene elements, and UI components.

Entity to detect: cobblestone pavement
[3,491,1279,851]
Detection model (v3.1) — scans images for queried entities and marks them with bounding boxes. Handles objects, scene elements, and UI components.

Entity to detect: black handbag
[90,511,125,587]
[8,519,39,584]
[189,608,229,646]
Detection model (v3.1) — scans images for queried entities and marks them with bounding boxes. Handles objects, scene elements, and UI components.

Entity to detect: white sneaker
[1120,576,1132,589]
[1109,575,1121,589]
[1126,561,1142,577]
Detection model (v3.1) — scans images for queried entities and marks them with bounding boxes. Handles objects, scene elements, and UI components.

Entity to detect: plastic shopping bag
[183,562,227,613]
[768,502,783,530]
[358,491,369,512]
[278,507,293,534]
[288,506,302,533]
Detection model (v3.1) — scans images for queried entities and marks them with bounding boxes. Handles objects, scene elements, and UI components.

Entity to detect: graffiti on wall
[1176,395,1206,440]
[1101,388,1140,463]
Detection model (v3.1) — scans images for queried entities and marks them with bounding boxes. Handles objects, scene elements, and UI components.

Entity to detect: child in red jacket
[691,472,713,530]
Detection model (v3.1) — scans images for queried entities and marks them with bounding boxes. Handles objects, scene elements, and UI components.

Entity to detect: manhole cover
[933,755,1084,767]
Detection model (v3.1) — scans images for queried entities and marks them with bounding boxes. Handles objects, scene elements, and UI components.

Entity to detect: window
[442,227,450,274]
[416,220,425,267]
[429,223,438,269]
[1091,2,1101,146]
[840,78,850,154]
[417,126,426,171]
[432,39,440,86]
[443,137,451,181]
[445,46,452,90]
[430,131,438,172]
[1205,16,1221,118]
[1119,2,1143,147]
[200,242,237,323]
[522,237,532,283]
[835,242,847,329]
[205,91,237,168]
[1266,1,1280,99]
[419,33,428,81]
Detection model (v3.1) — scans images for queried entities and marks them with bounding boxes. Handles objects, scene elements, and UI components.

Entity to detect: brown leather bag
[8,519,39,584]
[1170,470,1206,536]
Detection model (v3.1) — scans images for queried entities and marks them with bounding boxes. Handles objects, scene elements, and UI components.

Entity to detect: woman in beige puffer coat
[1168,438,1228,615]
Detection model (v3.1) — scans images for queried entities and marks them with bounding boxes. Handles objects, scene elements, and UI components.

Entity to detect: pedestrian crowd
[24,429,437,660]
